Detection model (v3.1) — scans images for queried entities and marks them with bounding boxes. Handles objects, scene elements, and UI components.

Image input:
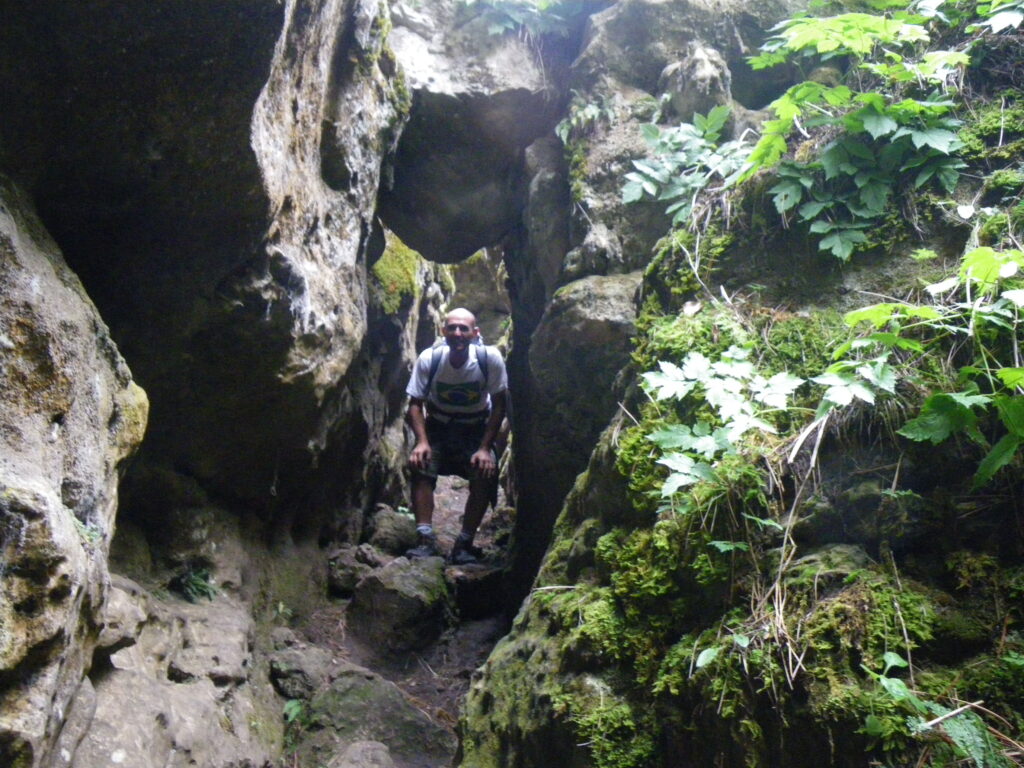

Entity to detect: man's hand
[470,447,496,478]
[410,441,432,470]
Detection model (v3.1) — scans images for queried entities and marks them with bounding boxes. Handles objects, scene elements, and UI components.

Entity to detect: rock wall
[0,178,148,767]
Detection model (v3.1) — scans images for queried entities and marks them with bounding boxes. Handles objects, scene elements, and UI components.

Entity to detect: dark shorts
[415,416,494,484]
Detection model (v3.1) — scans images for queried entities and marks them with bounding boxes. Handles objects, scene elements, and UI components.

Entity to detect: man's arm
[408,397,431,469]
[471,390,507,477]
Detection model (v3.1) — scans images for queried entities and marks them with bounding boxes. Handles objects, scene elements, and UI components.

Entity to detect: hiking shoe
[448,541,479,565]
[405,534,439,559]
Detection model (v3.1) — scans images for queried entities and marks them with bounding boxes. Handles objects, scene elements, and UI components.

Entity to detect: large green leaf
[973,433,1022,489]
[898,392,988,444]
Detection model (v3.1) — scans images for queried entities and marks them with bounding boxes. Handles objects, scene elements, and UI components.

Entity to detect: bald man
[404,308,508,564]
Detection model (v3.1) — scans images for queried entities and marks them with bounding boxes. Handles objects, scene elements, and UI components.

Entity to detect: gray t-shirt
[406,344,508,416]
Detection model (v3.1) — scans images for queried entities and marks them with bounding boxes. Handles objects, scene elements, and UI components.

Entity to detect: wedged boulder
[347,557,453,654]
[380,0,567,261]
[298,661,455,767]
[0,176,148,768]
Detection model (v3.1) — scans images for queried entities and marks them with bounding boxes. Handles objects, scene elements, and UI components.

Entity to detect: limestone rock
[328,545,376,597]
[367,505,418,556]
[298,661,455,767]
[269,640,337,700]
[69,589,271,768]
[329,740,395,768]
[0,176,147,768]
[347,557,453,654]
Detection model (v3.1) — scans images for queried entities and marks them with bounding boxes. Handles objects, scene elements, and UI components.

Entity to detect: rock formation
[0,178,148,767]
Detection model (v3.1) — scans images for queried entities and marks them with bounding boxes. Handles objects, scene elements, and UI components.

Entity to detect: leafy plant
[622,105,752,225]
[169,565,218,603]
[456,0,583,38]
[832,245,1024,487]
[556,91,616,144]
[643,344,803,494]
[622,1,971,260]
[862,653,1013,767]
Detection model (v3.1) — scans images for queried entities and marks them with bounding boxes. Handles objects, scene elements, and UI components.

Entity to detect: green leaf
[770,179,805,213]
[997,368,1024,390]
[733,633,751,648]
[907,127,959,153]
[622,181,645,204]
[743,512,785,531]
[972,433,1021,489]
[695,646,720,669]
[857,359,897,393]
[911,248,938,261]
[709,540,751,553]
[864,714,885,737]
[647,424,694,449]
[858,179,890,213]
[844,303,900,328]
[819,228,868,261]
[882,651,909,672]
[861,110,899,139]
[996,394,1024,436]
[898,392,986,444]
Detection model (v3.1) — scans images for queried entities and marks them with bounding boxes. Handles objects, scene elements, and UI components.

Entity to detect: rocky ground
[298,476,514,766]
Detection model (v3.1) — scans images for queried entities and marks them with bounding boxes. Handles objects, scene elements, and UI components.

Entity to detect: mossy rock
[370,230,422,315]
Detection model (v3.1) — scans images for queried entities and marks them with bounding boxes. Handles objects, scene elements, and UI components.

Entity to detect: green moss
[959,93,1024,163]
[979,211,1010,246]
[986,167,1024,194]
[566,136,588,203]
[371,232,422,315]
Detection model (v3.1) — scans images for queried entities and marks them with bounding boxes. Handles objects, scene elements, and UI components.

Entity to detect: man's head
[442,308,479,352]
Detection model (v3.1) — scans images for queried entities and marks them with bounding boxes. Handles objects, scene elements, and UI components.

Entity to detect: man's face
[443,314,478,351]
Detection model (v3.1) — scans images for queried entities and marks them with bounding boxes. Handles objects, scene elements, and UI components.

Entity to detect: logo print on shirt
[436,381,483,407]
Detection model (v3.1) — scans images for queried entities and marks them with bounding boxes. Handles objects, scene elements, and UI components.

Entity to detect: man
[405,308,508,564]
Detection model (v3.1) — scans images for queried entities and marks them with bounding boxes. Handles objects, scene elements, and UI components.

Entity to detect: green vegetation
[371,231,422,314]
[456,0,584,38]
[620,0,1024,260]
[169,565,217,602]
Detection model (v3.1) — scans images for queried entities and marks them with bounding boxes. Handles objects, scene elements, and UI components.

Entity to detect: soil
[299,475,514,764]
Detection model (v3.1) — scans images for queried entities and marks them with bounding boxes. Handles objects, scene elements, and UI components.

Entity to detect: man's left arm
[471,390,506,477]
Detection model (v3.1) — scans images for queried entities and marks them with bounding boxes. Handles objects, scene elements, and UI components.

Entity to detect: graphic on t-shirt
[436,380,483,407]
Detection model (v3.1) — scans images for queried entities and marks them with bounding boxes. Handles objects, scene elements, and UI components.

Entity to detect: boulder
[347,557,453,654]
[367,505,418,556]
[328,545,376,597]
[329,740,395,768]
[298,661,455,767]
[0,176,147,768]
[269,641,337,701]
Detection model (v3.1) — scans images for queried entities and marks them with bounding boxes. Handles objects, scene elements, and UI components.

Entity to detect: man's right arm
[408,397,431,469]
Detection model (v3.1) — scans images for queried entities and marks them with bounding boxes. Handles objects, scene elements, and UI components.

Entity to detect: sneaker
[405,534,439,559]
[448,540,479,565]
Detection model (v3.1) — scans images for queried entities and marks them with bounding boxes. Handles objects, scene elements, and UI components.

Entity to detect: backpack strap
[477,345,490,388]
[426,343,445,393]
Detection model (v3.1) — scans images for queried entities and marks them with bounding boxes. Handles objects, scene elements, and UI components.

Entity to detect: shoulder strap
[426,344,445,392]
[477,345,489,386]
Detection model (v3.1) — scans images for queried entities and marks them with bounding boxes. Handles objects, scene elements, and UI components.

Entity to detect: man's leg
[449,470,492,564]
[406,474,439,558]
[412,475,435,526]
